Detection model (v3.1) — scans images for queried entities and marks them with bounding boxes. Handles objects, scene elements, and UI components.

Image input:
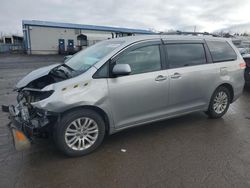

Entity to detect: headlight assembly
[19,89,54,103]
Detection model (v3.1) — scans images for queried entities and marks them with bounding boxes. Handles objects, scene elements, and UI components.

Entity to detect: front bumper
[2,105,32,150]
[3,104,37,138]
[2,102,56,150]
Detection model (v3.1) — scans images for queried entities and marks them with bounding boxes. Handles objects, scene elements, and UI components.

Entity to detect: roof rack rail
[160,31,219,37]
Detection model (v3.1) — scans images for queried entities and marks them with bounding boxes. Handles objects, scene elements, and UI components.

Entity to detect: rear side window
[166,43,207,68]
[206,41,237,62]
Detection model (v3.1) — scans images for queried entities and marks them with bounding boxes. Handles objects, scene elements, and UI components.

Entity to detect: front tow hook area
[10,125,31,151]
[2,105,31,151]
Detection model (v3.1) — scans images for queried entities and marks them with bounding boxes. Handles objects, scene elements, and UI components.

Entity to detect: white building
[22,20,154,55]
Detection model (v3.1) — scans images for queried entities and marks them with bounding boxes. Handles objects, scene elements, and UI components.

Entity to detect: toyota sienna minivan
[2,35,245,156]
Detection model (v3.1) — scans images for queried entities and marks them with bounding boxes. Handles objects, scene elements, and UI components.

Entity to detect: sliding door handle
[155,75,167,81]
[171,73,182,79]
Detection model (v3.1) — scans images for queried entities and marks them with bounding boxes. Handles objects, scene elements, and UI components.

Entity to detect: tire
[206,86,231,119]
[54,109,106,157]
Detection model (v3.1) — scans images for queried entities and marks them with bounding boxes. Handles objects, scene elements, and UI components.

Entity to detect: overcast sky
[1,0,250,35]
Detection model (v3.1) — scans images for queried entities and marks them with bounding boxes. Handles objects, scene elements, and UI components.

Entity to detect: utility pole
[194,25,196,32]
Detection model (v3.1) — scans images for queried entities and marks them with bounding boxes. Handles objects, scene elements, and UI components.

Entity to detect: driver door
[107,41,170,128]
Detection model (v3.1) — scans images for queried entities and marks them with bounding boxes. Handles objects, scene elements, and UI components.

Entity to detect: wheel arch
[61,105,111,135]
[215,83,234,103]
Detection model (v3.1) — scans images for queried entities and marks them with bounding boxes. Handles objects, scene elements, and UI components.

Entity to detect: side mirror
[64,55,73,62]
[112,64,131,76]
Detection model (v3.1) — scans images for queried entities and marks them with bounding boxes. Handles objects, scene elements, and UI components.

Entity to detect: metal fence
[0,44,24,53]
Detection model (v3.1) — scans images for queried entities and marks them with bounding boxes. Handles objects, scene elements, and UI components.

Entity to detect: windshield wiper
[50,64,73,79]
[61,63,75,71]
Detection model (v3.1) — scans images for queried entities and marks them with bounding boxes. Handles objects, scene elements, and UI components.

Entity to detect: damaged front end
[2,89,58,151]
[1,64,71,149]
[3,88,58,140]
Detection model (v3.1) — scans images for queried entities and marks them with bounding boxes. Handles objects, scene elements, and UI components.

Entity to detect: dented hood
[16,64,60,89]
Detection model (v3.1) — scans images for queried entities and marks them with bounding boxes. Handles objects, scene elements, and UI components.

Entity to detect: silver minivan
[3,35,246,156]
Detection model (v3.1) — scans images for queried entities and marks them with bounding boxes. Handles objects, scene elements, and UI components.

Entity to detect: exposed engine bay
[5,63,79,138]
[22,63,77,90]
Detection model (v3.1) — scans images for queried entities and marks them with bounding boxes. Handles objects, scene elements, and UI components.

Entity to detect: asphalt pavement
[0,54,250,188]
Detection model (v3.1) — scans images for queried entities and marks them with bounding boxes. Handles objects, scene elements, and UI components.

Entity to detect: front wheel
[54,109,105,157]
[206,86,231,119]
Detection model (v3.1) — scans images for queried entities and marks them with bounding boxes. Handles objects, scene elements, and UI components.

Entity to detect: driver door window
[115,45,162,75]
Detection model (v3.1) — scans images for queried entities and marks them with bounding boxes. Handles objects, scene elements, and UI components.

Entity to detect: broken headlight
[19,90,54,103]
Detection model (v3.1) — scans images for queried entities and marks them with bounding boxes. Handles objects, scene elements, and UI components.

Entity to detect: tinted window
[93,63,109,78]
[166,43,207,68]
[206,41,237,62]
[116,45,161,75]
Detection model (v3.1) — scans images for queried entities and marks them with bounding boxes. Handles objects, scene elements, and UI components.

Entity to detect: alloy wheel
[65,117,99,151]
[213,91,228,114]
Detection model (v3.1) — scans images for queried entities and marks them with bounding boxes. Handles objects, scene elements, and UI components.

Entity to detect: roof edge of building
[22,20,155,34]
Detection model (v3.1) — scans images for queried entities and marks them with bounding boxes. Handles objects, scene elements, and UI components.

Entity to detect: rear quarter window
[206,41,237,62]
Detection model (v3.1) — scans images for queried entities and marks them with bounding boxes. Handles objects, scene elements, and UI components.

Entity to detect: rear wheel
[54,109,105,157]
[206,86,231,118]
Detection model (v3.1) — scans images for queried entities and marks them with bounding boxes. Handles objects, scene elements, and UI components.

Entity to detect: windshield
[65,40,124,73]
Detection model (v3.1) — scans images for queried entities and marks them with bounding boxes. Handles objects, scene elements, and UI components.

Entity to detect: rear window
[166,43,207,68]
[206,41,237,62]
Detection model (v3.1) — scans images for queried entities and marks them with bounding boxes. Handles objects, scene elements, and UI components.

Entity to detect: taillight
[239,62,246,69]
